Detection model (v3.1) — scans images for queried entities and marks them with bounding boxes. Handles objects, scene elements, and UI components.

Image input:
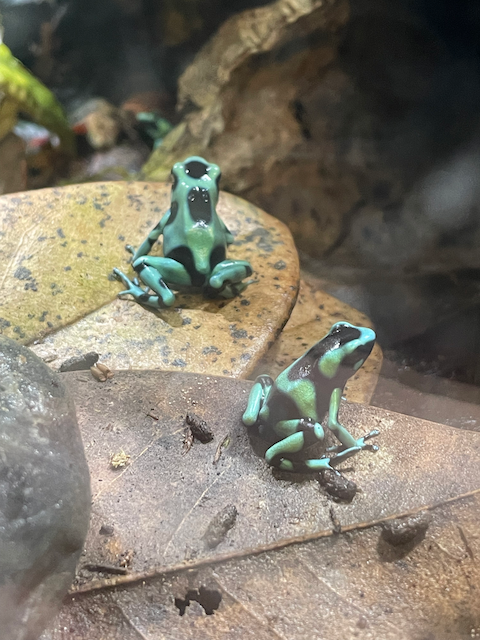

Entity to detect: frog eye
[184,160,208,179]
[330,322,363,346]
[330,322,350,334]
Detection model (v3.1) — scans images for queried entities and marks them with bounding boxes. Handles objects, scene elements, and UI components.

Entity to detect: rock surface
[142,0,480,273]
[21,185,299,377]
[141,0,350,256]
[0,336,91,640]
[0,132,26,194]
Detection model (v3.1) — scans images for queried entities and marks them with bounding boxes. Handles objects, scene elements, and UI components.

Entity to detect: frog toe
[358,440,379,452]
[216,282,250,299]
[356,429,380,450]
[161,288,176,307]
[279,459,295,471]
[113,268,132,287]
[117,286,142,298]
[365,429,380,440]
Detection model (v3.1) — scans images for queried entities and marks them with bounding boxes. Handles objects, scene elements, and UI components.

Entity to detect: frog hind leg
[266,438,367,474]
[282,437,375,473]
[265,419,331,472]
[205,259,254,298]
[242,375,274,427]
[131,255,193,307]
[327,387,380,451]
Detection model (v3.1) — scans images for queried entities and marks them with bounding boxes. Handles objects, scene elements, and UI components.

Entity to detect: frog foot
[355,429,380,452]
[114,268,175,308]
[205,260,254,298]
[328,429,380,454]
[216,281,250,299]
[113,268,147,298]
[329,433,379,467]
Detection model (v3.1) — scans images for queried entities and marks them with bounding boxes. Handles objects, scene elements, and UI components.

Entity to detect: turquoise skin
[243,322,380,472]
[114,156,253,308]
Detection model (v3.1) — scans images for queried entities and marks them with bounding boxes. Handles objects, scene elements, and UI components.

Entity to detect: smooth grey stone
[0,336,91,640]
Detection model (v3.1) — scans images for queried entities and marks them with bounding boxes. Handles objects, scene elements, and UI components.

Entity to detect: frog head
[314,322,376,382]
[171,156,221,214]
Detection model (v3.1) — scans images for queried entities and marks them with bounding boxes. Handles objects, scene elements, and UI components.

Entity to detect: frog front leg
[242,375,274,427]
[327,387,380,451]
[127,210,171,262]
[206,259,253,298]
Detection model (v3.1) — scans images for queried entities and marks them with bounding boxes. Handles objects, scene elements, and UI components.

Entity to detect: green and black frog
[113,156,253,307]
[242,322,380,472]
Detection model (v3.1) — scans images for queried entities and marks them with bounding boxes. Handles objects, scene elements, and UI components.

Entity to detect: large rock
[0,336,91,640]
[141,0,351,256]
[0,183,299,377]
[140,0,480,363]
[142,0,480,272]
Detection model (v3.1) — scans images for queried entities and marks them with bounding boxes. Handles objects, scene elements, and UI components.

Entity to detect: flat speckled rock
[0,337,90,640]
[251,276,382,403]
[0,183,299,376]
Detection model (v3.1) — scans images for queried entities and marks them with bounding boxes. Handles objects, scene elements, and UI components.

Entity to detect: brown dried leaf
[40,371,480,639]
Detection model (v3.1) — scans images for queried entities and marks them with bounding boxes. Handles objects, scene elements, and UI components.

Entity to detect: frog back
[267,369,333,424]
[264,338,356,425]
[163,157,228,276]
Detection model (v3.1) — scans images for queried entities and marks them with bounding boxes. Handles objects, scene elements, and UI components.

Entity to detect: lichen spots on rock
[0,182,173,343]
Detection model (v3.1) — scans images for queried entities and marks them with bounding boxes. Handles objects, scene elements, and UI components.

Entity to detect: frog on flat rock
[243,322,380,472]
[114,156,253,307]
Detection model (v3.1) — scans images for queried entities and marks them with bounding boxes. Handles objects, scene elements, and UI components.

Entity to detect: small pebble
[382,511,432,546]
[203,504,238,549]
[318,468,357,502]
